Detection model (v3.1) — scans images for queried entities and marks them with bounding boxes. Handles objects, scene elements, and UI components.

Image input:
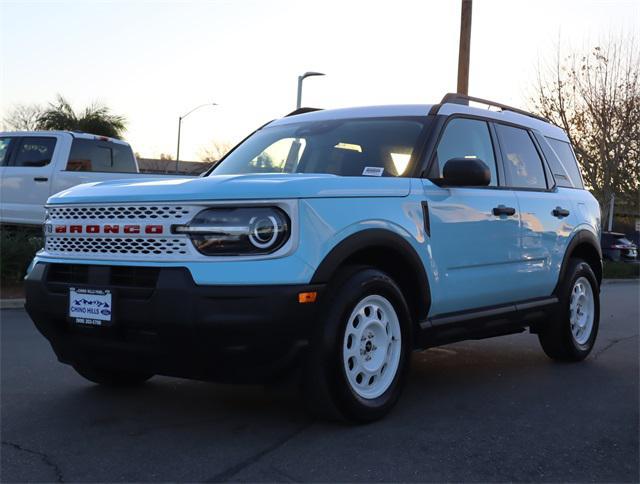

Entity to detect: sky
[1,0,638,160]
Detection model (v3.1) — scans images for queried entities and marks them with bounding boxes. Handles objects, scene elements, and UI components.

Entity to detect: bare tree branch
[3,104,43,131]
[530,34,639,215]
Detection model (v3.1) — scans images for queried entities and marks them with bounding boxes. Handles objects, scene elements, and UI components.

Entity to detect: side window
[67,139,135,172]
[496,125,547,190]
[12,137,57,167]
[436,118,498,186]
[112,144,137,173]
[67,139,110,171]
[0,137,13,166]
[546,137,584,189]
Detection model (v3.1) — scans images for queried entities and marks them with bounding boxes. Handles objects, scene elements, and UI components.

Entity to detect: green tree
[36,95,127,139]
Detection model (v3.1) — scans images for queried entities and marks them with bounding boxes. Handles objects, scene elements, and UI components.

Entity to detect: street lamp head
[296,72,326,109]
[300,71,325,80]
[180,102,218,120]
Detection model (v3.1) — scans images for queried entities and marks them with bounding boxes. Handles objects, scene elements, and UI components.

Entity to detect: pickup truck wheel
[72,363,153,387]
[303,266,412,423]
[538,258,599,361]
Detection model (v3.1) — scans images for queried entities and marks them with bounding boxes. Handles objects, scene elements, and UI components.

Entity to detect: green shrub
[603,261,640,279]
[0,226,43,286]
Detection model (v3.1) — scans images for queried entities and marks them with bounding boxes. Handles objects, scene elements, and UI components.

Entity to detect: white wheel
[538,259,599,362]
[342,294,402,399]
[569,276,595,345]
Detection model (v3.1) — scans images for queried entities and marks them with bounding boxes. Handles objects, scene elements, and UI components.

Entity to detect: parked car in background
[601,231,638,261]
[0,131,190,226]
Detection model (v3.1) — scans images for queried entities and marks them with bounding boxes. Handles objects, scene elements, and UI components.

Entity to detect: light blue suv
[25,94,602,422]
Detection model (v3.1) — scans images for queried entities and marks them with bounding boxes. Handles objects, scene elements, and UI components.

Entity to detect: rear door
[494,123,577,298]
[0,135,59,225]
[422,117,522,315]
[50,138,139,196]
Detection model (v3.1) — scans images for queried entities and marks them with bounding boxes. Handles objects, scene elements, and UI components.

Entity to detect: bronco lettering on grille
[52,224,164,235]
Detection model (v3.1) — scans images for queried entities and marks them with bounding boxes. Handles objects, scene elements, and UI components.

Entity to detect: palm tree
[36,95,127,139]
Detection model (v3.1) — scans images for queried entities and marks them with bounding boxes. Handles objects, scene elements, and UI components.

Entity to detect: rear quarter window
[546,137,584,189]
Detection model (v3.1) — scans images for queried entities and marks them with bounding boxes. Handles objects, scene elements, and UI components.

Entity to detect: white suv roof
[272,95,568,142]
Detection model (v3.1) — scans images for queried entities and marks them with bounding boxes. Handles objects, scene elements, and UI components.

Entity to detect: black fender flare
[310,228,431,321]
[554,229,603,293]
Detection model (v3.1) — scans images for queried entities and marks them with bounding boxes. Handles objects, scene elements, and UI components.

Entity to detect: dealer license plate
[69,288,113,326]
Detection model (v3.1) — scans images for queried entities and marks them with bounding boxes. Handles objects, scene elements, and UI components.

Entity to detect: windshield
[211,117,429,177]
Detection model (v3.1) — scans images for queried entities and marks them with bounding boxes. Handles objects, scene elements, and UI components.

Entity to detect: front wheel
[303,267,412,423]
[538,258,600,361]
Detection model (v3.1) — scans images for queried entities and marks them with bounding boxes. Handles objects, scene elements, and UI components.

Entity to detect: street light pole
[296,71,325,109]
[175,102,217,172]
[176,116,183,170]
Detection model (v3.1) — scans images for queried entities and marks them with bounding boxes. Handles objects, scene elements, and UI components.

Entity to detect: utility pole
[457,0,473,95]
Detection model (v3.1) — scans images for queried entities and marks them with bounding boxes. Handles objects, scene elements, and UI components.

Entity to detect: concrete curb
[603,278,639,285]
[0,299,25,310]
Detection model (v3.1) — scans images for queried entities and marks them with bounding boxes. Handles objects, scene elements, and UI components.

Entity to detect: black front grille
[111,266,160,288]
[46,264,159,289]
[47,264,89,284]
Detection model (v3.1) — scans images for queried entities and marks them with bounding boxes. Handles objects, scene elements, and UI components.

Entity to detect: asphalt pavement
[1,281,638,482]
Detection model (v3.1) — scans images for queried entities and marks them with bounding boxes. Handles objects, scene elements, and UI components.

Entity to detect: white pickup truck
[0,131,183,226]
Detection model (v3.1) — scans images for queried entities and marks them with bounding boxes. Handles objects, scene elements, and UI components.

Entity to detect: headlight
[173,207,290,255]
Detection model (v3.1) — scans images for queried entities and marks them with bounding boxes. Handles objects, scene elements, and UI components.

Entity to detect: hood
[48,173,412,205]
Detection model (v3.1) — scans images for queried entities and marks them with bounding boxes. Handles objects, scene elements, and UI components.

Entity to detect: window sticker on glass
[363,166,384,176]
[335,142,362,152]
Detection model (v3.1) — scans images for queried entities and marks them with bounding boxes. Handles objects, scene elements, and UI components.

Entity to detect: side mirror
[442,158,491,187]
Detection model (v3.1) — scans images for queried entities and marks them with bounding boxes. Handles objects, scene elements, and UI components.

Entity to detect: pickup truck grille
[43,204,199,260]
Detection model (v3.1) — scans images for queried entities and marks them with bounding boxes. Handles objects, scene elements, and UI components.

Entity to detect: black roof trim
[285,107,323,117]
[439,93,549,123]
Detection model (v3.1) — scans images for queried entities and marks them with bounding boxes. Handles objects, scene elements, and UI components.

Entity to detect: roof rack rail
[440,93,549,123]
[285,107,322,117]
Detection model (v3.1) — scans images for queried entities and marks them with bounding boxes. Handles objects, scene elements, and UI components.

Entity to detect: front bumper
[25,262,323,382]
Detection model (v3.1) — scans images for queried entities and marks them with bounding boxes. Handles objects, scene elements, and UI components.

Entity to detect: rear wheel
[303,266,412,423]
[73,363,153,387]
[538,258,599,361]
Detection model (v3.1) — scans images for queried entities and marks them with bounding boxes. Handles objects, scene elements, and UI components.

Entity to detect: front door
[0,136,57,225]
[422,117,522,316]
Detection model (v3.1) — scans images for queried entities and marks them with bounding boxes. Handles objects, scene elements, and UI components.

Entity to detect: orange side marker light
[298,291,317,304]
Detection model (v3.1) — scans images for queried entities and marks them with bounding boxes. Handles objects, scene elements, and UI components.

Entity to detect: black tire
[303,266,413,423]
[538,258,600,361]
[72,363,153,387]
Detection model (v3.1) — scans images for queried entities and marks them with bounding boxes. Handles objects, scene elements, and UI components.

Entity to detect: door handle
[33,177,48,182]
[552,207,570,218]
[492,205,516,216]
